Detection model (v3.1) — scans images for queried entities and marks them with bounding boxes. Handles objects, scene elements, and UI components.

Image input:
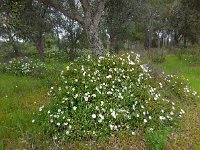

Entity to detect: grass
[157,55,200,92]
[0,54,199,149]
[0,74,48,149]
[155,55,200,149]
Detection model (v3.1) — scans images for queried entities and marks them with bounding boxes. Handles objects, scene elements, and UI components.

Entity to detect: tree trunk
[36,33,45,62]
[12,42,19,56]
[144,16,152,50]
[109,34,117,54]
[184,36,187,48]
[84,23,104,56]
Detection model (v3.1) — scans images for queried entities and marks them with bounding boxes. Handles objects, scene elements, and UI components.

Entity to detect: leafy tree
[38,0,107,56]
[169,0,200,47]
[105,0,143,53]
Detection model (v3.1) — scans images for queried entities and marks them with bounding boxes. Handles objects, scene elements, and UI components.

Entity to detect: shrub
[2,57,47,78]
[33,52,197,142]
[147,49,166,63]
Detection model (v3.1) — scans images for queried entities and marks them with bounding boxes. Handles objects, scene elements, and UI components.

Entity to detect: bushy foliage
[45,50,69,62]
[2,57,47,78]
[148,49,166,63]
[33,52,198,142]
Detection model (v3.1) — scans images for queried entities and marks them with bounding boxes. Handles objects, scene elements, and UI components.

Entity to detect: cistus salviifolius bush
[33,52,198,142]
[3,57,47,78]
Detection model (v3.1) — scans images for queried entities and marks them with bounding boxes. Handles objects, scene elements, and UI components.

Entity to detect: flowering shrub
[34,52,198,141]
[3,57,47,78]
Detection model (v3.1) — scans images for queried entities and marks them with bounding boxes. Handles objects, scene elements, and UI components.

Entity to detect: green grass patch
[155,55,200,149]
[157,55,200,92]
[0,74,48,148]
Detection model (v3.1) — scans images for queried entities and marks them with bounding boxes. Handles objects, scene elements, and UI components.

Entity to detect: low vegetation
[1,51,199,149]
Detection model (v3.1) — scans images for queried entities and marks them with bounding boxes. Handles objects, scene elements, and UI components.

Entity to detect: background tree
[38,0,107,56]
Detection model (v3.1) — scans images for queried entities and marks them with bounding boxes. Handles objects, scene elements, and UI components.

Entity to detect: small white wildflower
[66,131,70,135]
[99,114,104,120]
[111,111,117,119]
[92,114,96,119]
[144,119,147,123]
[109,124,114,130]
[56,122,61,126]
[92,94,96,97]
[106,75,112,79]
[150,128,153,132]
[32,119,35,123]
[66,66,69,70]
[132,131,136,135]
[73,106,77,111]
[159,116,166,120]
[84,96,89,102]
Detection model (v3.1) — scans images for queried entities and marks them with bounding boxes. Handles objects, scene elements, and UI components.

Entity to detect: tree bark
[84,22,104,56]
[144,16,152,50]
[36,33,45,62]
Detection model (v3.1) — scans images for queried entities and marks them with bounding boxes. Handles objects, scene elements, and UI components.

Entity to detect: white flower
[109,124,114,130]
[170,112,174,115]
[73,106,77,111]
[56,122,61,126]
[99,114,104,120]
[159,116,166,120]
[32,119,35,123]
[132,131,136,135]
[150,128,153,132]
[66,66,69,70]
[66,131,70,135]
[149,116,152,120]
[107,91,112,95]
[180,109,185,114]
[98,119,103,123]
[106,75,112,79]
[39,106,44,112]
[84,96,89,102]
[144,119,147,123]
[92,94,96,97]
[74,94,78,99]
[111,111,117,119]
[69,125,72,129]
[50,119,53,123]
[92,114,96,119]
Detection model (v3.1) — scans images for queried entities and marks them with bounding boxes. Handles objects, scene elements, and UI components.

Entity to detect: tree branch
[38,0,84,24]
[80,0,91,13]
[94,0,107,26]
